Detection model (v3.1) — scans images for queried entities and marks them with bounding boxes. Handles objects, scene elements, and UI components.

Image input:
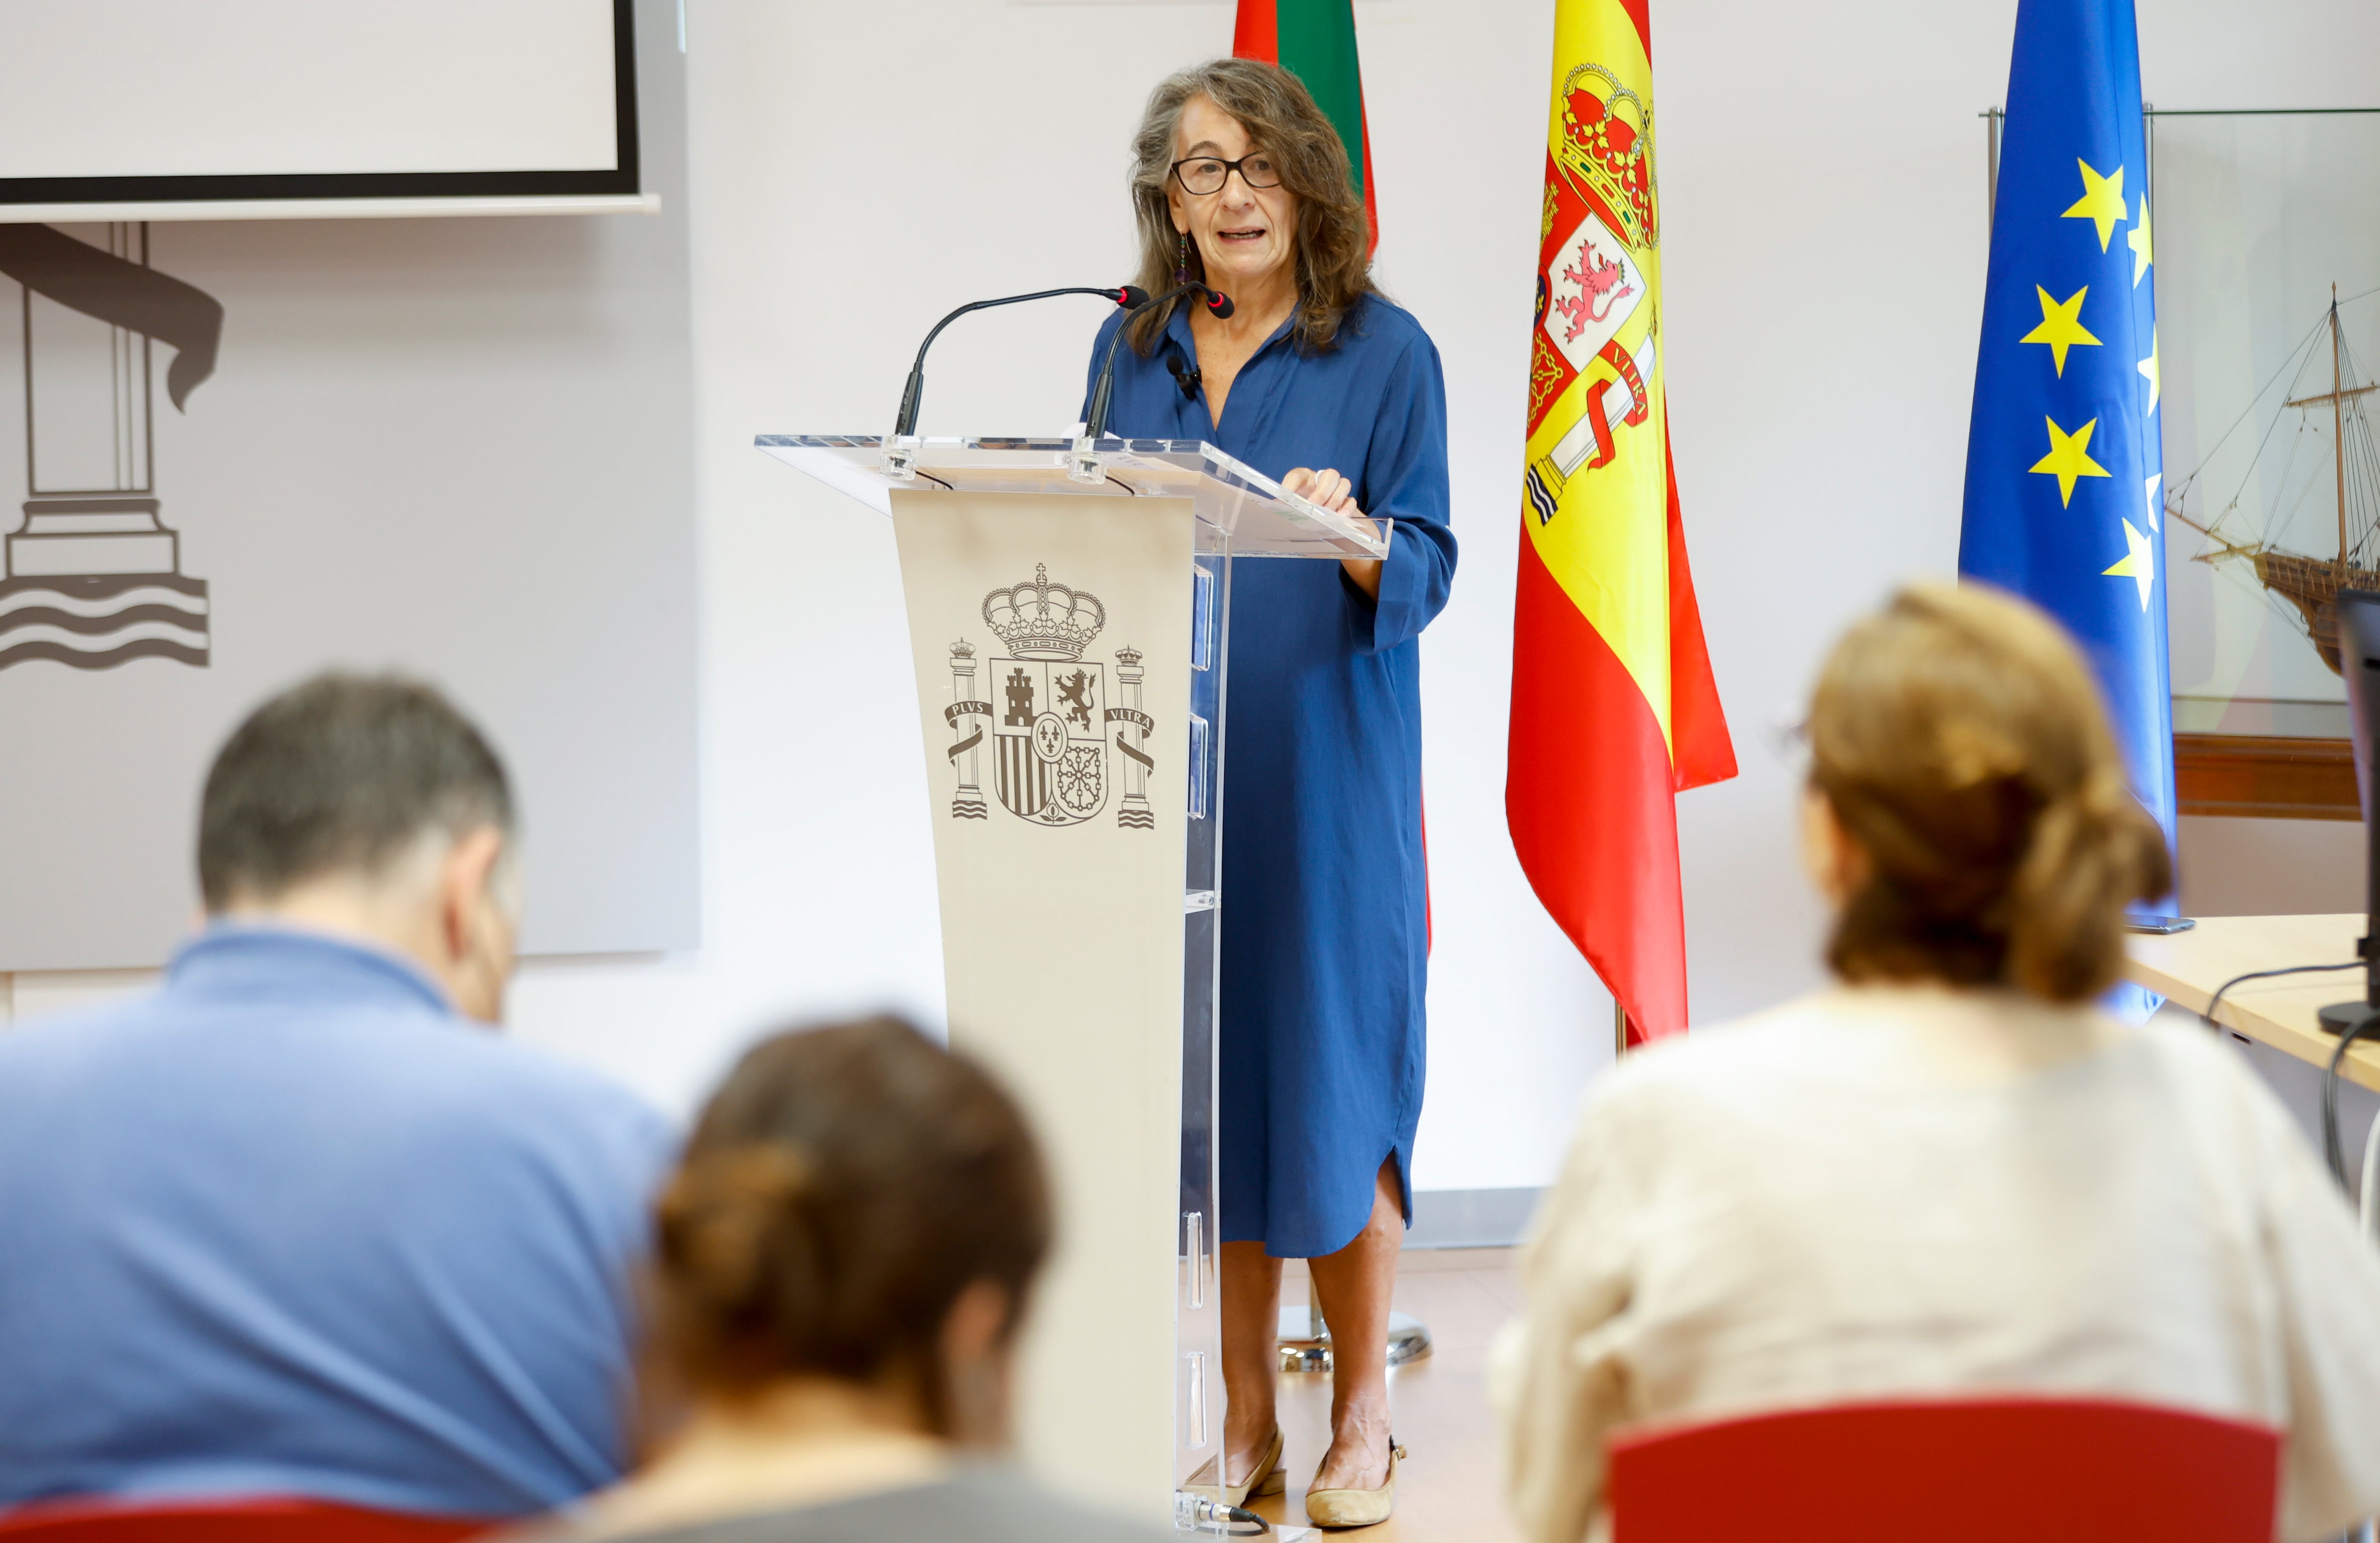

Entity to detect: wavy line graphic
[0,636,209,671]
[0,575,211,672]
[0,618,208,650]
[0,586,208,620]
[0,605,214,636]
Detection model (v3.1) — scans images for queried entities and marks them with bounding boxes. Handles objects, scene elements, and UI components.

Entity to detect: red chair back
[0,1498,493,1542]
[1608,1397,2281,1543]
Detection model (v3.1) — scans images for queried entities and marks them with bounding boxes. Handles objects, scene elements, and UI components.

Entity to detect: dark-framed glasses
[1171,154,1282,195]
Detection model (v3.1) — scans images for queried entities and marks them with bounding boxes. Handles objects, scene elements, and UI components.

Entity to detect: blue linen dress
[1083,293,1456,1258]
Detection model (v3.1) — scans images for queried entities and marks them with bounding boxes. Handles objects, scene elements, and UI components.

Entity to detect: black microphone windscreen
[1117,285,1152,308]
[1206,291,1235,319]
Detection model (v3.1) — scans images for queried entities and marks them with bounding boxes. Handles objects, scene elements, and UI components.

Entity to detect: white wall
[6,0,2376,1200]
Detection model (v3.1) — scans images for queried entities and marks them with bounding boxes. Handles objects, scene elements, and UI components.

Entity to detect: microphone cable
[2196,960,2370,1187]
[2322,1008,2380,1190]
[1173,1492,1269,1536]
[2200,961,2361,1028]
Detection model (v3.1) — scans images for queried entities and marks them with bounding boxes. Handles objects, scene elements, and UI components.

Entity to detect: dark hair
[1125,58,1377,355]
[1808,583,2172,1003]
[652,1017,1051,1430]
[197,672,514,910]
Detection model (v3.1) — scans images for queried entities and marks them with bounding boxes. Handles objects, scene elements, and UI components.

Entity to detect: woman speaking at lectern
[1084,59,1455,1528]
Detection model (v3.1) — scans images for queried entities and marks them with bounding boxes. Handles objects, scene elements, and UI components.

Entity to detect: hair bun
[1810,583,2172,1002]
[2004,768,2168,999]
[649,1017,1053,1432]
[659,1145,813,1312]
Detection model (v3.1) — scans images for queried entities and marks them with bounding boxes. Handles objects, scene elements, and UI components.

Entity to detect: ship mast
[2333,287,2345,578]
[2281,283,2377,573]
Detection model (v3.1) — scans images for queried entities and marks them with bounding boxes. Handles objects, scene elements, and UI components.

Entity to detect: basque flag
[1232,0,1377,252]
[1960,0,2175,916]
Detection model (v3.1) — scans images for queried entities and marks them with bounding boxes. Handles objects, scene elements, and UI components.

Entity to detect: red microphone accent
[1205,290,1236,319]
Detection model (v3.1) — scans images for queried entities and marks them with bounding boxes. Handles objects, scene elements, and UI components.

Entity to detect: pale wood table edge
[2124,913,2380,1096]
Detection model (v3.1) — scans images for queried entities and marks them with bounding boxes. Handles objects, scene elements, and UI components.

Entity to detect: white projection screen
[0,0,635,208]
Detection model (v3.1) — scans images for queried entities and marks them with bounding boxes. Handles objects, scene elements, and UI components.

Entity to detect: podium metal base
[1277,1305,1431,1374]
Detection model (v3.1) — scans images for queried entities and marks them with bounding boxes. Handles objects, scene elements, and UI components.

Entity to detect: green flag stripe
[1274,0,1365,199]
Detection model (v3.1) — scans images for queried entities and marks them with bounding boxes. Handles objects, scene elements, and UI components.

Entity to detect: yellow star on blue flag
[1961,0,2174,966]
[2063,159,2128,251]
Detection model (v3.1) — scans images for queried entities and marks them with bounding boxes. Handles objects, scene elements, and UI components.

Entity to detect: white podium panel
[762,432,1378,1521]
[890,487,1196,1510]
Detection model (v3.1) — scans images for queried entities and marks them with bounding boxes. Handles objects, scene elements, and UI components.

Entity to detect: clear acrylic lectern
[756,433,1387,1524]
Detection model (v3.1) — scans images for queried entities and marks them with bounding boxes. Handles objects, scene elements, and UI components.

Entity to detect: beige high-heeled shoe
[1220,1425,1286,1508]
[1303,1439,1406,1528]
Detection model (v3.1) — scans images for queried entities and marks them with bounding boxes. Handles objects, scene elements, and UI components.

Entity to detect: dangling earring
[1174,230,1191,287]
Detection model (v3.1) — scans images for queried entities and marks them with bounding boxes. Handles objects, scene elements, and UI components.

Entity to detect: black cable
[2200,961,2360,1027]
[1173,1494,1268,1535]
[2194,960,2371,1191]
[2322,1010,2380,1188]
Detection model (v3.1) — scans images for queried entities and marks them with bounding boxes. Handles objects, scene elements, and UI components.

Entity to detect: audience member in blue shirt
[0,674,677,1521]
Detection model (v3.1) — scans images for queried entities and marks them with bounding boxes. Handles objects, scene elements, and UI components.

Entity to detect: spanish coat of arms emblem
[943,564,1155,830]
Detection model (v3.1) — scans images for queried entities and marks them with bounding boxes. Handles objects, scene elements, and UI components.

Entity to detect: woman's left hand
[1285,467,1385,600]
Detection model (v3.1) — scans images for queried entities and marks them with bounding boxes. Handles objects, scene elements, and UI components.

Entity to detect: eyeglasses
[1171,154,1282,196]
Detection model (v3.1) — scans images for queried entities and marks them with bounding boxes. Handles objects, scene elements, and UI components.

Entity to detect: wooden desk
[2125,913,2380,1096]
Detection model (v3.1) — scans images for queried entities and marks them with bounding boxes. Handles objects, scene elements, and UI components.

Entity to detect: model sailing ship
[2168,288,2379,676]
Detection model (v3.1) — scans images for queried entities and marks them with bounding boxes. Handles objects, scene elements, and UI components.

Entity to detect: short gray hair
[198,672,514,908]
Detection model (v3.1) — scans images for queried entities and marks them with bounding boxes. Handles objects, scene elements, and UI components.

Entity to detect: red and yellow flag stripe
[1507,0,1733,1045]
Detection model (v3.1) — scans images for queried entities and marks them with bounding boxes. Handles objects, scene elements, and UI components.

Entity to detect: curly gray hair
[1123,57,1376,356]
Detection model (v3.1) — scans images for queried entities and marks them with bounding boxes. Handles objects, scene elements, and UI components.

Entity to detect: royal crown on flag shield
[1555,62,1657,251]
[1527,53,1658,507]
[1508,3,1736,1051]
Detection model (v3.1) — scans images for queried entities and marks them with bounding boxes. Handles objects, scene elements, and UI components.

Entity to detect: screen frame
[0,0,639,208]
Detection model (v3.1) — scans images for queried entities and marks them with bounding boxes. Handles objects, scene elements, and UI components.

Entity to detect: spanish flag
[1508,0,1734,1046]
[1232,0,1377,250]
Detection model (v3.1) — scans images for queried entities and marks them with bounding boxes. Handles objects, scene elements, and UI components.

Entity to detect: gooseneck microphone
[1080,282,1233,447]
[889,285,1150,444]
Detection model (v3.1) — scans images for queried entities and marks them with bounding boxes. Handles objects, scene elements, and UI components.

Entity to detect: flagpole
[1614,1002,1628,1057]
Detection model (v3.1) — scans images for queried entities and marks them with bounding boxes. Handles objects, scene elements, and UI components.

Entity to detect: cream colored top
[1490,985,2380,1543]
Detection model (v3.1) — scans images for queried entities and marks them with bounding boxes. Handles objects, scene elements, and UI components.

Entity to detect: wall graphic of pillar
[2,222,210,671]
[1112,644,1154,830]
[947,640,989,820]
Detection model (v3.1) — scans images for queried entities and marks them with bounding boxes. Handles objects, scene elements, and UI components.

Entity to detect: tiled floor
[1248,1247,1523,1543]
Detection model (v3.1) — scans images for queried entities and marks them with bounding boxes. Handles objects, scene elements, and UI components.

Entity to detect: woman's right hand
[1286,467,1384,599]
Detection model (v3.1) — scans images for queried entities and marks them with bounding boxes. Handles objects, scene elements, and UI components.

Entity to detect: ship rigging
[2166,285,2380,675]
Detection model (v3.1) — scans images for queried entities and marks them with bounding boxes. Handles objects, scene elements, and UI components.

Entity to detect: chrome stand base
[1277,1304,1431,1374]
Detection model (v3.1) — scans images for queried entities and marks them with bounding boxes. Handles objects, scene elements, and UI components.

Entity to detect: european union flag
[1962,0,2172,900]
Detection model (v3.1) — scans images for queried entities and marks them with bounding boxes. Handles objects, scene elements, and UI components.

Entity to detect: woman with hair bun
[540,1017,1165,1543]
[1492,584,2380,1543]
